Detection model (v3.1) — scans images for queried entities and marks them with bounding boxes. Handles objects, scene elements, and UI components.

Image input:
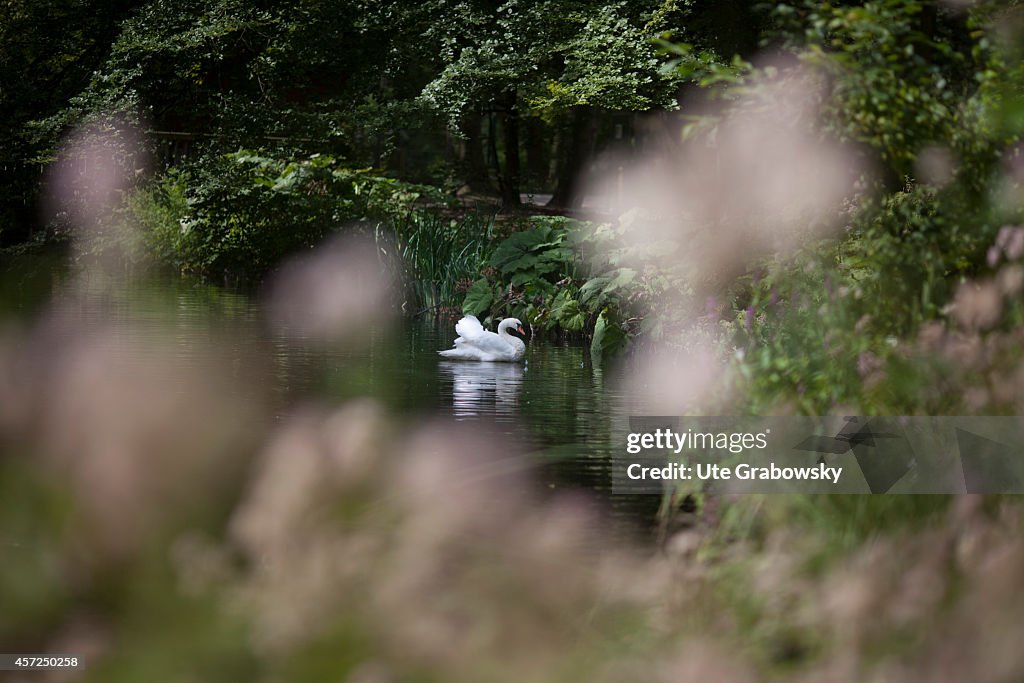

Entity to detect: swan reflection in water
[438,361,525,420]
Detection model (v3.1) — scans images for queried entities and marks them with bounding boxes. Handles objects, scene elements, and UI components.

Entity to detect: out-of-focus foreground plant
[5,284,1024,680]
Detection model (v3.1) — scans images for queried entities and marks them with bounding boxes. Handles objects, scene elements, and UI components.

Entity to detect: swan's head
[499,318,527,338]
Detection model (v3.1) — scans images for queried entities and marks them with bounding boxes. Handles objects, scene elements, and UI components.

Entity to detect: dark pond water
[1,252,659,538]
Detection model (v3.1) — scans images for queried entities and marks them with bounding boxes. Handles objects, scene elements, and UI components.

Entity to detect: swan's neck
[499,327,525,349]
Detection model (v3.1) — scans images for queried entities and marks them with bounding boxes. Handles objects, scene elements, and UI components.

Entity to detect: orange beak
[517,325,526,336]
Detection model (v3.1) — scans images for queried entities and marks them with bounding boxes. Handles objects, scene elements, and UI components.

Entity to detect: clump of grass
[380,210,495,313]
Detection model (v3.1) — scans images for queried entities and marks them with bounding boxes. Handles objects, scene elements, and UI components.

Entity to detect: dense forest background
[1,0,763,229]
[4,0,1008,225]
[4,1,1022,376]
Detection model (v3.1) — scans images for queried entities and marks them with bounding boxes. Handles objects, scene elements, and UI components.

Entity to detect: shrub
[176,150,444,282]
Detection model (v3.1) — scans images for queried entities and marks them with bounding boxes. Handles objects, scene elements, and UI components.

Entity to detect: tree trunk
[523,115,548,194]
[459,110,490,194]
[488,111,501,192]
[500,89,521,210]
[548,126,562,187]
[548,107,592,210]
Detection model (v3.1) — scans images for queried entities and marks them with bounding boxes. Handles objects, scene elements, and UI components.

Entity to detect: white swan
[438,315,526,362]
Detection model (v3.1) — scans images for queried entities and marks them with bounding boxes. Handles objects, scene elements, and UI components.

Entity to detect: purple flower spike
[705,296,718,318]
[987,245,1001,268]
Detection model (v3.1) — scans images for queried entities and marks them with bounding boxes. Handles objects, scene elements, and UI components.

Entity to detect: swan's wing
[454,315,486,341]
[439,346,486,359]
[466,330,516,357]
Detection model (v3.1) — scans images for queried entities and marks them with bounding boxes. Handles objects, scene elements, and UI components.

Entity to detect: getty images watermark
[614,416,1024,494]
[625,426,841,485]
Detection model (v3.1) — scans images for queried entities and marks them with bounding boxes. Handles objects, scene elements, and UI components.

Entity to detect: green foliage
[730,246,877,414]
[851,183,996,333]
[461,215,691,358]
[529,4,683,113]
[548,288,587,331]
[590,308,629,364]
[489,222,574,288]
[462,277,499,317]
[463,218,582,325]
[643,0,1024,417]
[111,159,490,309]
[654,39,752,90]
[773,1,979,178]
[124,170,192,271]
[384,211,494,311]
[173,151,441,280]
[419,0,687,127]
[0,0,143,236]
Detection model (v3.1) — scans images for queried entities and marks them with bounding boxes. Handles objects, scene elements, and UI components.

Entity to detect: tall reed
[379,211,495,313]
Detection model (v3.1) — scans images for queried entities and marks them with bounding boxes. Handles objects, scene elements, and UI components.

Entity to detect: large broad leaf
[489,227,562,274]
[579,276,612,305]
[462,278,496,316]
[591,309,629,366]
[537,245,574,264]
[579,268,636,308]
[549,289,586,331]
[509,262,559,287]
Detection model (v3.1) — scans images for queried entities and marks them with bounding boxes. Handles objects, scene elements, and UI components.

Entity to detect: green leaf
[591,309,628,365]
[549,289,586,331]
[462,278,495,316]
[579,267,637,309]
[579,276,612,304]
[489,227,560,274]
